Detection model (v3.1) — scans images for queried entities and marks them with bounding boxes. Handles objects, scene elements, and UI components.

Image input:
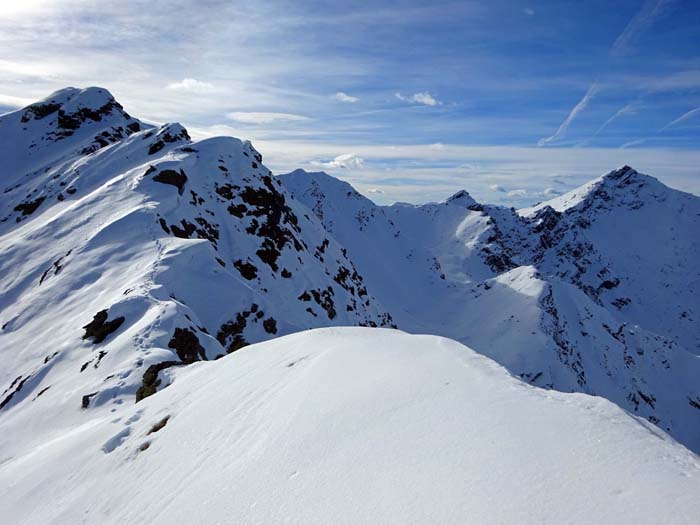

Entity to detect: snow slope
[0,88,394,442]
[1,328,698,525]
[1,87,699,519]
[281,167,700,450]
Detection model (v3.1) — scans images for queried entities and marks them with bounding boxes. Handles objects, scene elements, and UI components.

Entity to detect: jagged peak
[605,164,637,179]
[144,123,191,156]
[155,122,189,139]
[521,165,667,217]
[445,189,478,208]
[597,165,652,188]
[9,85,144,142]
[20,86,121,118]
[279,169,369,202]
[285,168,338,181]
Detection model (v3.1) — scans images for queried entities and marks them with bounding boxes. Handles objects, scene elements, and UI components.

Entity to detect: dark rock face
[263,317,277,334]
[81,392,98,409]
[311,287,337,320]
[240,176,303,272]
[20,102,61,122]
[48,96,132,142]
[167,328,206,365]
[147,416,170,434]
[165,218,219,248]
[14,196,46,217]
[153,169,188,195]
[147,126,191,155]
[216,306,266,353]
[0,375,30,410]
[135,361,182,403]
[82,310,125,344]
[234,260,258,280]
[57,100,122,130]
[481,246,515,274]
[134,328,206,402]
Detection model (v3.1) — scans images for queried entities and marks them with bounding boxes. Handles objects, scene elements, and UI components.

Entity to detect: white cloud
[166,78,215,93]
[0,92,36,108]
[226,112,309,124]
[395,91,440,106]
[538,82,600,146]
[489,184,507,192]
[312,153,364,169]
[507,189,528,197]
[523,8,535,16]
[543,187,562,196]
[252,138,700,206]
[366,188,384,194]
[0,0,58,20]
[334,91,359,103]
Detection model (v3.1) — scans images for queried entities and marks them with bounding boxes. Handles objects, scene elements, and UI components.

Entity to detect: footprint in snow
[102,427,131,453]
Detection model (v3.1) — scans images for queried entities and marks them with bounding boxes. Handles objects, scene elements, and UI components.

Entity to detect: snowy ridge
[1,328,699,524]
[1,89,699,520]
[0,88,394,442]
[281,166,700,450]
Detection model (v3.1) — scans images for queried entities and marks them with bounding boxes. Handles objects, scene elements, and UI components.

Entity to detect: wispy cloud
[611,0,675,56]
[660,106,700,131]
[166,78,214,93]
[595,101,639,135]
[620,138,647,149]
[334,91,359,103]
[1,0,698,207]
[538,82,600,146]
[226,112,310,125]
[543,187,562,196]
[543,0,676,146]
[0,92,36,109]
[395,91,440,106]
[489,184,507,192]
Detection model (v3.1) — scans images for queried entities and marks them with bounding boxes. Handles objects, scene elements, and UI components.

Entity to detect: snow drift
[1,328,699,524]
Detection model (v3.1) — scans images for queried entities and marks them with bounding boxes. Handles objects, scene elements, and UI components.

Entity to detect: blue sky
[1,0,698,206]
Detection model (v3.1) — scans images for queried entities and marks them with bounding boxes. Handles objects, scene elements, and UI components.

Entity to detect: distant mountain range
[1,87,698,502]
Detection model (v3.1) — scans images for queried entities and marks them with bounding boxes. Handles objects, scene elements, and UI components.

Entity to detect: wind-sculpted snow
[281,165,700,450]
[1,329,699,523]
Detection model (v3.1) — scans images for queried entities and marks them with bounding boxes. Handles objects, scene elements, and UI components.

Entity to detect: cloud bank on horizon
[0,0,698,206]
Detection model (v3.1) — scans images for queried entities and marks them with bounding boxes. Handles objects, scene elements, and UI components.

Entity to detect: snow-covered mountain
[280,165,700,451]
[1,88,700,521]
[0,87,394,438]
[2,328,699,524]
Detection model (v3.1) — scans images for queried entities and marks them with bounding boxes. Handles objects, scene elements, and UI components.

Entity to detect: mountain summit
[281,164,700,450]
[0,90,394,434]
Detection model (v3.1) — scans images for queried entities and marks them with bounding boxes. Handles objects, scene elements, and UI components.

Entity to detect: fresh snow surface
[1,328,699,525]
[2,89,700,522]
[0,88,394,450]
[281,165,700,451]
